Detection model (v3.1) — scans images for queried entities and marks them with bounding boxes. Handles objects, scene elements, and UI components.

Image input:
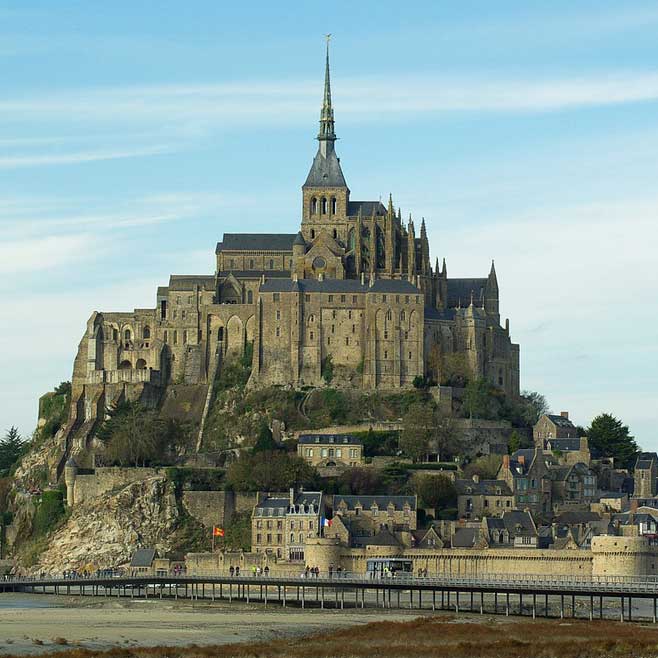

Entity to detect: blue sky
[1,2,657,448]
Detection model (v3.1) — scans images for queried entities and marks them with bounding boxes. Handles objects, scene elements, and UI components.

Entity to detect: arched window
[310,229,315,239]
[143,326,151,339]
[136,358,147,370]
[331,197,337,214]
[164,330,168,343]
[386,310,392,322]
[400,311,405,322]
[124,329,131,341]
[333,228,337,239]
[112,328,118,341]
[247,290,253,304]
[290,533,294,543]
[308,314,315,323]
[118,360,132,370]
[311,197,317,214]
[183,330,187,344]
[217,326,224,341]
[321,197,327,214]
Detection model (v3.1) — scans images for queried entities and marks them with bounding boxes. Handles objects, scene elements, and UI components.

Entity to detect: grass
[10,616,658,658]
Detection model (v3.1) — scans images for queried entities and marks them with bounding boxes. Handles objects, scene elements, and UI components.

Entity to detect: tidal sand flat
[0,596,422,655]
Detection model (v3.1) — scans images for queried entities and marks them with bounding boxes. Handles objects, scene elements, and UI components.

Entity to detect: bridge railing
[6,571,658,592]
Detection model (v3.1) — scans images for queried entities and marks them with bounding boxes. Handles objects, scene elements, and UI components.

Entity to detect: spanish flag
[213,527,225,537]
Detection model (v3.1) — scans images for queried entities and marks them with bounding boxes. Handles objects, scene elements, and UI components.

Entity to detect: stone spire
[318,35,336,155]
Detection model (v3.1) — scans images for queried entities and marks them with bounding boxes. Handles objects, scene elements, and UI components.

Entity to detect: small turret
[293,231,306,258]
[64,457,78,507]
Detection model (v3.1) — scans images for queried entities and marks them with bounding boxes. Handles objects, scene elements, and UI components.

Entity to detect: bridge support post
[653,597,656,624]
[246,584,250,604]
[599,596,603,620]
[519,593,523,616]
[470,591,474,612]
[545,593,549,618]
[629,597,632,622]
[432,590,435,611]
[532,594,536,619]
[560,595,564,619]
[455,592,459,614]
[301,586,305,609]
[361,588,365,609]
[572,594,576,618]
[320,587,324,609]
[264,584,268,607]
[620,597,624,622]
[506,592,509,616]
[480,591,484,615]
[341,588,344,609]
[589,596,593,621]
[283,585,286,607]
[494,592,497,614]
[409,589,413,609]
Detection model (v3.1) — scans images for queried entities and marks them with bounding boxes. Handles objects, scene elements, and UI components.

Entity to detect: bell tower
[302,36,350,242]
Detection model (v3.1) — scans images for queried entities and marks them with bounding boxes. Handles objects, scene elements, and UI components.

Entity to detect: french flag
[321,517,332,527]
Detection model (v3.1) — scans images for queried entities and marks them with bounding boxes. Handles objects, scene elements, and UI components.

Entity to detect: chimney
[472,474,480,484]
[560,411,569,420]
[289,487,295,507]
[360,271,365,285]
[518,455,525,466]
[503,455,510,469]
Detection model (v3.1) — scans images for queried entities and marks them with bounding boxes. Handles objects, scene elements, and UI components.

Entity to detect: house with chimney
[534,411,591,466]
[497,448,553,517]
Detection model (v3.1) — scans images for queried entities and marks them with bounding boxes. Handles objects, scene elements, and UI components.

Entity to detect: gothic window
[384,350,388,359]
[309,314,315,323]
[143,326,151,339]
[321,197,327,214]
[376,225,385,268]
[182,310,186,320]
[347,228,355,251]
[345,337,349,346]
[113,328,118,341]
[183,330,187,344]
[164,330,168,343]
[119,360,132,370]
[400,310,405,322]
[331,197,337,214]
[160,300,167,320]
[173,330,178,345]
[352,324,355,334]
[386,310,392,322]
[124,329,131,341]
[333,228,337,239]
[136,358,147,369]
[311,197,317,214]
[247,290,253,304]
[217,327,224,341]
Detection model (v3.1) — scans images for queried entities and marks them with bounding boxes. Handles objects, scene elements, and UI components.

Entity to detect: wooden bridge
[3,573,658,622]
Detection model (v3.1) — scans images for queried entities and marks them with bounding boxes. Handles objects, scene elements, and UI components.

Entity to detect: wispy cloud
[2,70,658,129]
[0,144,174,169]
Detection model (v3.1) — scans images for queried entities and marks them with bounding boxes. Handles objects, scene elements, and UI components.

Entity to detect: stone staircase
[184,345,203,384]
[195,344,223,453]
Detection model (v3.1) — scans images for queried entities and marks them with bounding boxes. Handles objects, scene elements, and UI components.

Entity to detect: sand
[0,595,425,655]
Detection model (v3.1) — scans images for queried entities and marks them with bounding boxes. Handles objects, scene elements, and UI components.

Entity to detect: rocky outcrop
[31,476,179,574]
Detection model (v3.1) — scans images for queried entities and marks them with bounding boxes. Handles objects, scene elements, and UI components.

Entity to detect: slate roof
[218,270,291,279]
[254,492,322,517]
[303,149,348,188]
[446,278,487,308]
[635,453,658,470]
[130,548,157,568]
[454,479,512,496]
[368,279,421,294]
[486,510,537,537]
[298,433,362,446]
[546,438,582,451]
[546,414,577,429]
[451,527,479,548]
[216,233,297,253]
[554,511,602,525]
[334,495,416,512]
[168,275,216,290]
[362,527,402,547]
[347,201,386,216]
[259,278,421,295]
[424,307,456,321]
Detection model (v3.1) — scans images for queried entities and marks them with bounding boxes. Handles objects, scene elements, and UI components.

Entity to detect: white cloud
[2,71,658,129]
[0,234,99,275]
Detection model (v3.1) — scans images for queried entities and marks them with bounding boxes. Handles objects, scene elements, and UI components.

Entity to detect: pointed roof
[293,231,306,247]
[303,38,348,189]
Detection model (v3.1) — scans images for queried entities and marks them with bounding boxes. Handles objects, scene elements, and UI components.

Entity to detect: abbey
[70,45,519,453]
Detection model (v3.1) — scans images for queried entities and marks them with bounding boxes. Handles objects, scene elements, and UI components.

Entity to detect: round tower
[64,457,78,507]
[591,535,651,578]
[304,537,342,571]
[293,231,306,259]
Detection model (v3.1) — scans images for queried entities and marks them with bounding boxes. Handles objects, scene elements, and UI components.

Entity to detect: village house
[297,433,364,468]
[454,475,514,520]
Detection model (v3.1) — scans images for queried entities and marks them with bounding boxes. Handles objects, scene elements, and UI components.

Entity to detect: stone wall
[72,467,160,506]
[182,491,258,529]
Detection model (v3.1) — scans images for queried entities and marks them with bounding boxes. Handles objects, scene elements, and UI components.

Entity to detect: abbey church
[69,45,519,449]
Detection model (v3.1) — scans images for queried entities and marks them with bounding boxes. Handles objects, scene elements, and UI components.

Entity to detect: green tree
[0,427,26,477]
[337,467,384,496]
[463,454,503,480]
[463,379,502,420]
[97,402,187,467]
[400,402,435,462]
[519,390,550,426]
[414,474,457,510]
[226,451,319,492]
[587,413,638,469]
[252,422,277,453]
